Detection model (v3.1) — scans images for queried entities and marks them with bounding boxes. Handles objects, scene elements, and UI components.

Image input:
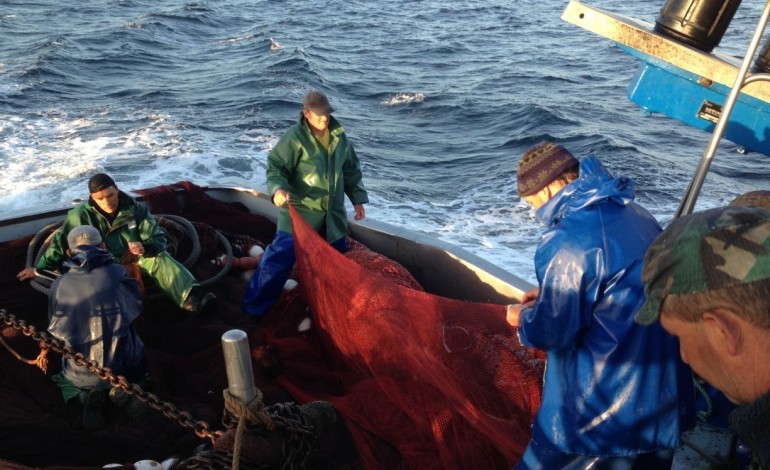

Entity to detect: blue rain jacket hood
[517,156,694,460]
[48,245,146,391]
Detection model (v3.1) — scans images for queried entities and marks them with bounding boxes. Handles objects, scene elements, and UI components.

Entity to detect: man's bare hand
[273,189,290,207]
[354,204,365,220]
[17,267,36,281]
[128,241,145,256]
[506,303,522,327]
[521,287,539,305]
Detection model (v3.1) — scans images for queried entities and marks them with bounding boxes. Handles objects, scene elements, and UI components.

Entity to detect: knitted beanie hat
[517,141,579,197]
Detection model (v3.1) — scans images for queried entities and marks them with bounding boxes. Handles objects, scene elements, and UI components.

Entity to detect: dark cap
[88,173,116,194]
[636,205,770,325]
[517,141,579,197]
[67,225,102,249]
[302,91,334,115]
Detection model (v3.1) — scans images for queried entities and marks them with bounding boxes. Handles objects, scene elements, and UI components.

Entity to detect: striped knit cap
[517,141,579,197]
[636,205,770,325]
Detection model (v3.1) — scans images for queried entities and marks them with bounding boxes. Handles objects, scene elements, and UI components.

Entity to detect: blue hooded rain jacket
[516,156,694,467]
[48,245,146,397]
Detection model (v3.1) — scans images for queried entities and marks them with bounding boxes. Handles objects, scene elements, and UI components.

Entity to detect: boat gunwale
[1,184,532,304]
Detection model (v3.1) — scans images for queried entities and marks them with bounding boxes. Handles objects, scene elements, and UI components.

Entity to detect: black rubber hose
[26,220,63,296]
[26,214,230,295]
[196,230,233,288]
[156,214,201,268]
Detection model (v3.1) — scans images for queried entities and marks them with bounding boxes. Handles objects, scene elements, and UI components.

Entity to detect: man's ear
[702,308,743,356]
[66,249,72,257]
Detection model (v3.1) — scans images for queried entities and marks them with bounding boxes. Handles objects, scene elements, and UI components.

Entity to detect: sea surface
[2,0,770,283]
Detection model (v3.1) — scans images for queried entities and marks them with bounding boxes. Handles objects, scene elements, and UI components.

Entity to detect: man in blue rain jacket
[48,225,146,431]
[506,141,695,468]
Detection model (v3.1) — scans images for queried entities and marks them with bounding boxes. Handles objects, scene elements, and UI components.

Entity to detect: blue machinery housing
[562,1,770,158]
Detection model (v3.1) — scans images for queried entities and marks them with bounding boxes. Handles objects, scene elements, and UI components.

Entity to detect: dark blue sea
[2,0,770,281]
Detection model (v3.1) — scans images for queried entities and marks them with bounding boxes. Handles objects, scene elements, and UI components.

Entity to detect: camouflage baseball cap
[636,205,770,325]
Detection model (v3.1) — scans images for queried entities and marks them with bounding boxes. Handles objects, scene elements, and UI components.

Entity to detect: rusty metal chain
[2,309,320,468]
[0,309,224,443]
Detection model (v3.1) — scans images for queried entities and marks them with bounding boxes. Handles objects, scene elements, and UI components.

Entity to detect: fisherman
[17,173,215,313]
[505,141,695,468]
[242,90,368,316]
[47,225,146,431]
[636,205,770,469]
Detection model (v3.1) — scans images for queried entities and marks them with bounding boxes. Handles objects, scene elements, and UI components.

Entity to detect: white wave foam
[382,92,425,106]
[0,112,275,212]
[215,34,257,45]
[270,38,283,51]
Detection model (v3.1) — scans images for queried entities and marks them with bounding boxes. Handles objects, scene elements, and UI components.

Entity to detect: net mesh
[281,204,545,469]
[0,182,544,469]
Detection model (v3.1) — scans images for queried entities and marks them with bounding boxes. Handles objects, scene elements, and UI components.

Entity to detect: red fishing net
[283,204,545,469]
[0,182,544,469]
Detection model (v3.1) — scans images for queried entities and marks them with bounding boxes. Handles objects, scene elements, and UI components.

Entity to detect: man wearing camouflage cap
[638,205,770,469]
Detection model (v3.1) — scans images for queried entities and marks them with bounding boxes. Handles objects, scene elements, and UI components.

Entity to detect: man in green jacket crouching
[17,173,214,314]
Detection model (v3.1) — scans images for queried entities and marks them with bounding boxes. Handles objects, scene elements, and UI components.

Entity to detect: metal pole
[676,0,770,218]
[221,329,257,403]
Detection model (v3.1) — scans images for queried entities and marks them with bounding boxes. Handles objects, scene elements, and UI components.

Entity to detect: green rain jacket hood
[267,112,368,242]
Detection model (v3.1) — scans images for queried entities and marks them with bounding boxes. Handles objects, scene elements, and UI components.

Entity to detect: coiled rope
[223,388,275,470]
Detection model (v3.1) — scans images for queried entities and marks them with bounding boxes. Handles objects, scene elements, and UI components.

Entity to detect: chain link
[218,401,319,470]
[2,309,321,468]
[0,309,224,443]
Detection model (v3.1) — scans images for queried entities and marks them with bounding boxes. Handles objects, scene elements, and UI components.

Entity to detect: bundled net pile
[284,204,545,468]
[0,182,544,469]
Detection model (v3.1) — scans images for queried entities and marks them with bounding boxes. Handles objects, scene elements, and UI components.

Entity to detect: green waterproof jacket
[267,112,369,242]
[38,191,167,270]
[37,191,196,307]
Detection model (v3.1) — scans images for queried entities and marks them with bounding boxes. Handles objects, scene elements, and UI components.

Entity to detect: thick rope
[223,388,275,470]
[0,335,49,373]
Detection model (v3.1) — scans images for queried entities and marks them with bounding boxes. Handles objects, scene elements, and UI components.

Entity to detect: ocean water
[2,0,770,283]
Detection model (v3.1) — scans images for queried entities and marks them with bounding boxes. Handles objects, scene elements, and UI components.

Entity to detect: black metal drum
[654,0,742,52]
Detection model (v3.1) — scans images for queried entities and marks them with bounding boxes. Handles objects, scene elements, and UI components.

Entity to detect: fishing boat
[2,1,767,468]
[0,182,547,469]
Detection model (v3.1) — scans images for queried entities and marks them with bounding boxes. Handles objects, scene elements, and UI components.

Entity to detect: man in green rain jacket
[18,173,214,313]
[243,90,368,316]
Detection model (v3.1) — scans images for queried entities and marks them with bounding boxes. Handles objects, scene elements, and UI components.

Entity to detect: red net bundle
[282,204,545,469]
